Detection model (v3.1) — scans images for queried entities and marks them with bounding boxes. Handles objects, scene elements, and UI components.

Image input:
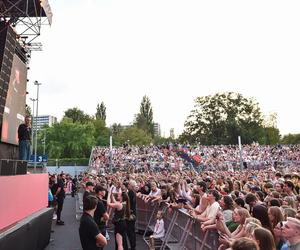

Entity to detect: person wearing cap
[282,217,300,250]
[83,182,95,201]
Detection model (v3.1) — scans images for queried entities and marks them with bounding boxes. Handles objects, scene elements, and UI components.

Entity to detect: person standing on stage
[18,115,32,161]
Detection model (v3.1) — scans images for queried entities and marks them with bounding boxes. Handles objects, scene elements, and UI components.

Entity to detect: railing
[77,191,222,249]
[136,197,220,250]
[75,189,84,220]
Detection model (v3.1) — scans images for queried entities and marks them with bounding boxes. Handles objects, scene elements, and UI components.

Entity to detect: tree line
[35,96,173,158]
[32,92,299,159]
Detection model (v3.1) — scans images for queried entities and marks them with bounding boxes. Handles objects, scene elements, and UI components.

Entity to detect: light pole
[34,80,42,172]
[29,98,36,154]
[43,130,46,155]
[109,126,112,173]
[238,136,243,171]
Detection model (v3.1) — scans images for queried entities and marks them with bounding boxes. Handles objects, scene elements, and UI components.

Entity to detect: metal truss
[0,0,50,50]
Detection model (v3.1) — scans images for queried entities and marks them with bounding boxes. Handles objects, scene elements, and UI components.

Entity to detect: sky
[27,0,300,137]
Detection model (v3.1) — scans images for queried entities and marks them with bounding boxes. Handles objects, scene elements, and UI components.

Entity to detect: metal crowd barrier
[136,197,220,250]
[76,192,83,220]
[136,197,157,231]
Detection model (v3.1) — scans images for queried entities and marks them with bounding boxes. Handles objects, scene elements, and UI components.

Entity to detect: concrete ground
[45,196,148,250]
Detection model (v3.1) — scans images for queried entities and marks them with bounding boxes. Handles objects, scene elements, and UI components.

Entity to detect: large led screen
[1,54,27,145]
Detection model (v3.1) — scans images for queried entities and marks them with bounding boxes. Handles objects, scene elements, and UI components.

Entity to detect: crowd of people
[90,144,300,172]
[49,144,300,250]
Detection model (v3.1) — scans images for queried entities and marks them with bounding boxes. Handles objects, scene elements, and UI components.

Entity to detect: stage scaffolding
[0,0,52,50]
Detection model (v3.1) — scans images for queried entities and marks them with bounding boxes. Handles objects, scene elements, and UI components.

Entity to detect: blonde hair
[245,217,262,226]
[236,208,251,224]
[244,217,262,236]
[245,222,261,236]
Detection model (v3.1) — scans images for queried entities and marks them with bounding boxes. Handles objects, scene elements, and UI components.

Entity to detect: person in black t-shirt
[79,195,107,250]
[126,180,137,250]
[18,115,32,161]
[83,182,95,201]
[94,185,109,246]
[72,176,78,197]
[54,173,66,225]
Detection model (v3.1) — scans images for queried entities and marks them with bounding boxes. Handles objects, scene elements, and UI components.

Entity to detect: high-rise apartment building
[33,115,57,130]
[153,123,161,137]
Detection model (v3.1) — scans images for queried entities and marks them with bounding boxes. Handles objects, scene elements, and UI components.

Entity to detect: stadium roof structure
[0,0,52,46]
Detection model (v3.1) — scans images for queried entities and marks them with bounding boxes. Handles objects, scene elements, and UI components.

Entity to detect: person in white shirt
[150,210,165,250]
[145,182,161,203]
[110,181,122,195]
[190,189,220,223]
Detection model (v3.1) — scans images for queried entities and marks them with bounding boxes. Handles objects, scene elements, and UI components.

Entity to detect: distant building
[33,115,57,130]
[153,123,161,137]
[170,128,175,139]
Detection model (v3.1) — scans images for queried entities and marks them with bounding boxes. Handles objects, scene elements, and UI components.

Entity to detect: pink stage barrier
[0,173,48,230]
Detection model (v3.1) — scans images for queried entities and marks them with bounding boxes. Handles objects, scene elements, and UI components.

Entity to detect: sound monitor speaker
[0,159,15,175]
[16,160,27,175]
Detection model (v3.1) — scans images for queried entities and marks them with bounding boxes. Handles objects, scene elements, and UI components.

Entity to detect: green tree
[261,113,280,145]
[153,136,176,145]
[115,126,152,146]
[281,134,300,144]
[64,107,92,124]
[181,92,264,145]
[134,95,154,137]
[93,119,110,146]
[262,127,281,145]
[45,118,95,158]
[95,102,106,123]
[111,123,123,135]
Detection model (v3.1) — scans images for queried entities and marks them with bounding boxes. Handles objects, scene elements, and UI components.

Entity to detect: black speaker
[0,159,15,175]
[16,160,27,175]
